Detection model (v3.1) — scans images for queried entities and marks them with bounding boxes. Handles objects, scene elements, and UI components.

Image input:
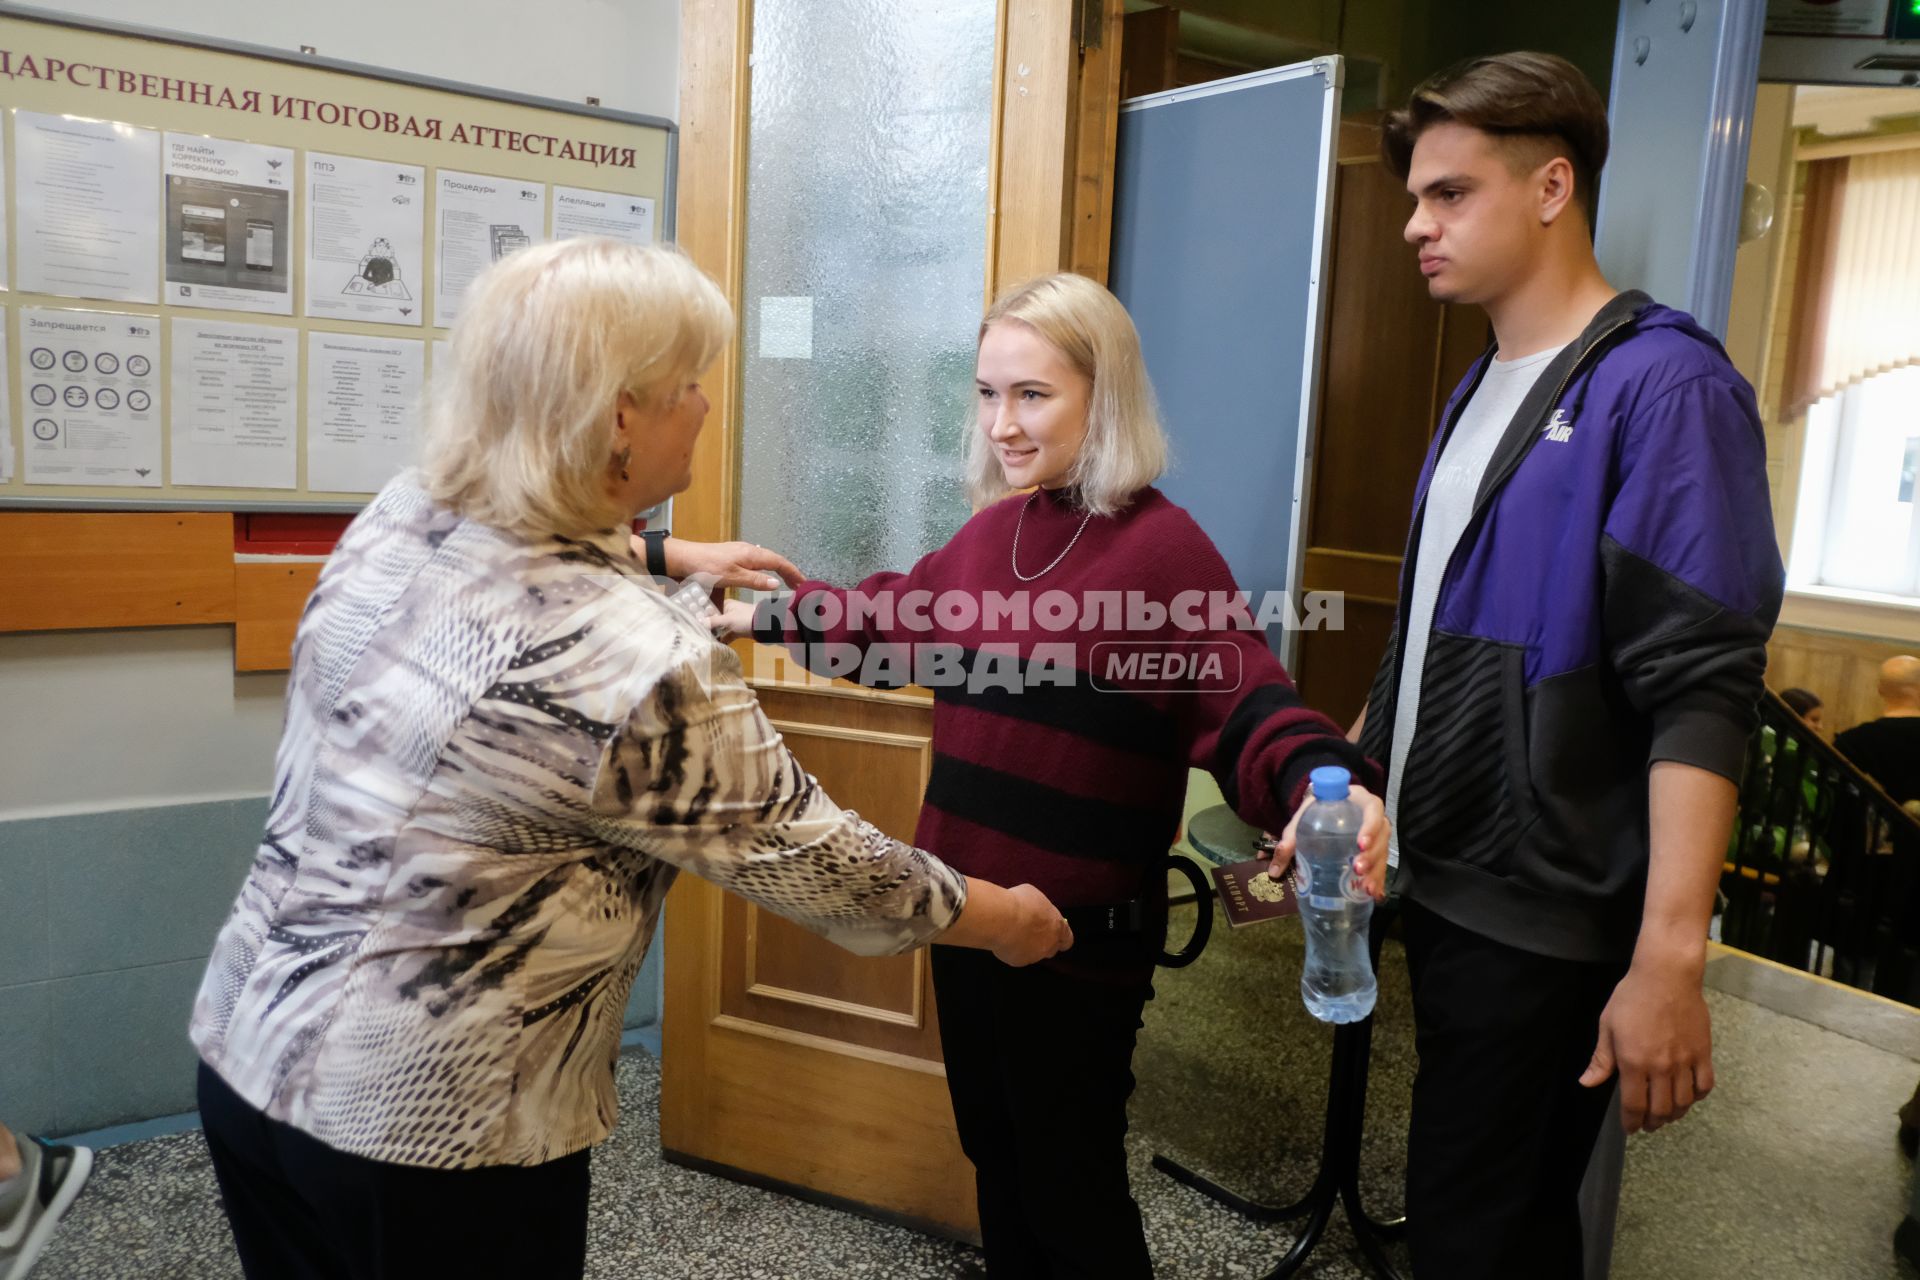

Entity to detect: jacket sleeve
[1600,371,1785,781]
[584,642,966,956]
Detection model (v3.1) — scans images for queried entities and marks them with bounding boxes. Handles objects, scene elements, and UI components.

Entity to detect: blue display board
[1108,59,1343,666]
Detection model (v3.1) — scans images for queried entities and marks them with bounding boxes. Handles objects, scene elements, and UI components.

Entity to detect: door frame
[660,0,1124,1237]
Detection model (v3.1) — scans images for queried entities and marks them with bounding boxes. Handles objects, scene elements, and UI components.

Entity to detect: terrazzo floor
[28,904,1920,1279]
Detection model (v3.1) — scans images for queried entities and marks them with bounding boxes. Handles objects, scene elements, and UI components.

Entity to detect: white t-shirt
[1386,343,1565,868]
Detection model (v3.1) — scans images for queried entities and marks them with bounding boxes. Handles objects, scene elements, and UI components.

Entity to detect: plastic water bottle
[1295,765,1377,1024]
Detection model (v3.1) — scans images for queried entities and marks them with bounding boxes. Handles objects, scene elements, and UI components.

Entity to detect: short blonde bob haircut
[965,273,1168,517]
[421,237,731,537]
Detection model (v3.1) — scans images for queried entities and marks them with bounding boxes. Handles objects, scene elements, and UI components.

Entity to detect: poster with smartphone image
[163,133,294,315]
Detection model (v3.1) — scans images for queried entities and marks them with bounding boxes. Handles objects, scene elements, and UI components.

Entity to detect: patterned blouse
[190,475,967,1170]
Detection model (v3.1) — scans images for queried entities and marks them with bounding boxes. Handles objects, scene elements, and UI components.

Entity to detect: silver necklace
[1011,490,1094,582]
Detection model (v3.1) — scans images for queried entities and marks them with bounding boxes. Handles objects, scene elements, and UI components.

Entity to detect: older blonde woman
[188,239,1070,1280]
[746,273,1388,1277]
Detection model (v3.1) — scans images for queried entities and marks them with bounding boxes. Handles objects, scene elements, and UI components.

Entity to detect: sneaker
[0,1138,94,1280]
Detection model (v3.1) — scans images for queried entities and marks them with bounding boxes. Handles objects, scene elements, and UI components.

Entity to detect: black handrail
[1719,688,1920,1003]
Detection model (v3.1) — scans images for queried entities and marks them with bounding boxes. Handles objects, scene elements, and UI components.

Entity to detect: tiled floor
[28,909,1920,1279]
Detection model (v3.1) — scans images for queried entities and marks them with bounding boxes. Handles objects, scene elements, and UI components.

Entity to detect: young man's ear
[1538,154,1578,227]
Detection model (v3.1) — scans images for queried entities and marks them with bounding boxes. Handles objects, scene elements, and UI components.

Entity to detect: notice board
[1108,59,1342,668]
[0,3,675,509]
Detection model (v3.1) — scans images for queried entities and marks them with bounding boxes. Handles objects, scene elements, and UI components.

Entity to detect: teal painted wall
[0,797,664,1137]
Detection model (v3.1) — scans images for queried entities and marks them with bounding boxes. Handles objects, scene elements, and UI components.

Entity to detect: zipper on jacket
[1382,311,1639,731]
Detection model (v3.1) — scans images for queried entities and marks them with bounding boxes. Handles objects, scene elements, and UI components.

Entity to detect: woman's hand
[645,536,804,591]
[942,878,1073,966]
[992,884,1075,966]
[1271,785,1391,902]
[710,598,757,641]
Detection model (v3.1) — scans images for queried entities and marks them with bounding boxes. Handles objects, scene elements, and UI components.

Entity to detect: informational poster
[1,126,11,292]
[305,152,425,326]
[760,297,814,359]
[1765,0,1891,37]
[163,133,294,316]
[552,186,654,245]
[434,170,546,328]
[13,111,161,304]
[0,325,13,483]
[170,320,297,489]
[20,307,161,487]
[307,332,423,493]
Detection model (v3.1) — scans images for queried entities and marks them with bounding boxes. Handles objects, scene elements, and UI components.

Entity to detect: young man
[1355,52,1785,1276]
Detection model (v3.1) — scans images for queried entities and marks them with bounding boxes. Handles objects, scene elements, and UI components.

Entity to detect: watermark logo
[599,574,1344,697]
[1091,641,1243,693]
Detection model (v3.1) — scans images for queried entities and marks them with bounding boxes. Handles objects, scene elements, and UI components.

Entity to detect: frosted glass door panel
[737,0,996,584]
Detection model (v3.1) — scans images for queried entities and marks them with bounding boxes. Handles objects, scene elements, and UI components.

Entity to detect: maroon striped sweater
[754,485,1377,968]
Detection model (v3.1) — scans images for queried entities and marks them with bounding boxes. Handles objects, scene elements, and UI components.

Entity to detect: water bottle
[1295,765,1377,1024]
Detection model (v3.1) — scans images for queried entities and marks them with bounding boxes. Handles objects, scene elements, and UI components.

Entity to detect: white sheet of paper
[164,133,295,316]
[1,126,11,292]
[759,296,814,359]
[552,186,654,245]
[305,152,426,326]
[307,332,423,493]
[434,171,546,328]
[13,111,161,304]
[20,307,162,487]
[170,319,298,489]
[0,326,13,483]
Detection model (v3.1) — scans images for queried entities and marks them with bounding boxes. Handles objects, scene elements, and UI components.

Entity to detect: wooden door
[660,0,1123,1239]
[1292,134,1492,724]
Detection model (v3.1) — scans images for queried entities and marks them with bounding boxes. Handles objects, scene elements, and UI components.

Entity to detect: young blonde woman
[746,273,1388,1278]
[188,239,1072,1280]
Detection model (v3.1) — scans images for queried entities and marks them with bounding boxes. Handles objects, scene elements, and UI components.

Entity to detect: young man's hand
[1580,761,1730,1132]
[1580,952,1713,1132]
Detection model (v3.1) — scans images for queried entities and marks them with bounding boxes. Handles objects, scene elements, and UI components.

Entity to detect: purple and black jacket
[1359,290,1786,963]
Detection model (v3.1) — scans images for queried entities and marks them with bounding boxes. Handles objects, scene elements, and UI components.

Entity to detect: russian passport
[1213,857,1300,928]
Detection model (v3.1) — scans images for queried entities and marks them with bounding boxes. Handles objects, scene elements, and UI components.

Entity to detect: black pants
[930,946,1154,1279]
[1402,901,1629,1280]
[197,1062,591,1279]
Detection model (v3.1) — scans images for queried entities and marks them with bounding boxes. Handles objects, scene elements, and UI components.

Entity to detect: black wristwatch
[637,528,670,577]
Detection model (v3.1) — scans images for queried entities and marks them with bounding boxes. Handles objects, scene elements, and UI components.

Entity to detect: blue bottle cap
[1310,766,1352,801]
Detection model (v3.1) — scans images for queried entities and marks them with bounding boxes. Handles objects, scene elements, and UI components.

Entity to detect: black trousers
[930,946,1155,1279]
[197,1062,591,1279]
[1402,900,1629,1280]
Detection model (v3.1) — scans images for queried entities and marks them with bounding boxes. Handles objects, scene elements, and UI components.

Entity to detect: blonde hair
[420,237,731,537]
[965,273,1168,517]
